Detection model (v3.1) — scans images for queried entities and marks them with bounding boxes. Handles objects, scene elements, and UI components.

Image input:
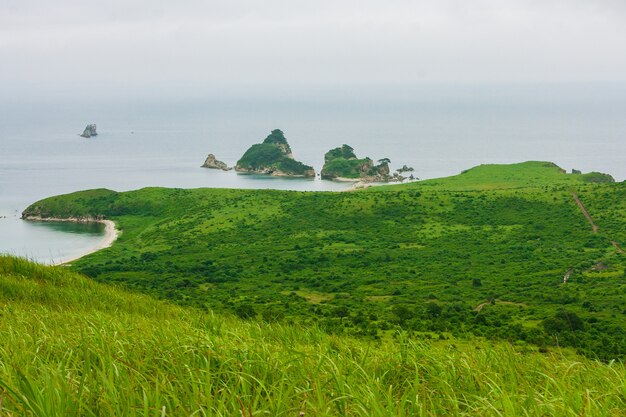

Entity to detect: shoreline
[22,216,118,265]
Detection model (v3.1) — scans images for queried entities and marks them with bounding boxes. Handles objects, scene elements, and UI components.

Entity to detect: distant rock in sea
[201,154,231,171]
[235,129,315,177]
[80,124,98,138]
[320,144,392,182]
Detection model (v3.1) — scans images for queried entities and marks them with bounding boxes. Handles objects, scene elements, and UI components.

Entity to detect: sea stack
[320,144,391,182]
[201,154,231,171]
[235,129,315,177]
[80,124,98,138]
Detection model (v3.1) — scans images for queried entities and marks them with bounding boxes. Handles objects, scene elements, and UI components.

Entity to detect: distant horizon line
[2,80,626,103]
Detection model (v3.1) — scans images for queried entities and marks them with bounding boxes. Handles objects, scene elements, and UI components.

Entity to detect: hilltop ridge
[376,161,616,191]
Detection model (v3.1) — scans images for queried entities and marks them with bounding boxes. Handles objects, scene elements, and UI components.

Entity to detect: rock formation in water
[320,144,392,182]
[80,124,98,138]
[235,129,315,177]
[201,154,231,171]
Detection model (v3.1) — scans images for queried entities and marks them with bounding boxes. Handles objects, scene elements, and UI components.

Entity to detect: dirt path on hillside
[474,301,490,312]
[611,241,626,254]
[563,267,573,283]
[571,193,624,256]
[572,193,599,233]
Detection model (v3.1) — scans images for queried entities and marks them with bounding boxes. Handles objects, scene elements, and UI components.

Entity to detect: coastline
[22,216,118,265]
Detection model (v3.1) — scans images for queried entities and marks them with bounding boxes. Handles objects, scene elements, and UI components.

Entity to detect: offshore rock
[80,124,98,138]
[201,154,231,171]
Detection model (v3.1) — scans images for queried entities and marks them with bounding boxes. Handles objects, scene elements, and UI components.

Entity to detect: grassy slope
[1,256,625,416]
[22,162,626,360]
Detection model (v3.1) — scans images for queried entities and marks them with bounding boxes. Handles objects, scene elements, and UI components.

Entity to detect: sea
[1,84,625,264]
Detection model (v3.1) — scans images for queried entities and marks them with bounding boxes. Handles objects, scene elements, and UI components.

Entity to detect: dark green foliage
[262,128,290,147]
[392,305,415,324]
[324,144,357,161]
[236,143,284,170]
[543,310,584,333]
[275,157,314,175]
[321,157,367,179]
[234,303,257,319]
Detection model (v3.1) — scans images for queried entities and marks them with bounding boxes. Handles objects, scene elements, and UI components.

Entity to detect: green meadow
[22,161,626,362]
[1,256,625,416]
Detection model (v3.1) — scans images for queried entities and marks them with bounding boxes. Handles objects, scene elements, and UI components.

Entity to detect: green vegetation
[582,172,616,183]
[22,161,626,361]
[235,129,314,177]
[321,144,390,180]
[402,162,614,191]
[1,256,625,416]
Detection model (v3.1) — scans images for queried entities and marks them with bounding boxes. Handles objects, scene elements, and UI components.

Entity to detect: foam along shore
[22,216,118,265]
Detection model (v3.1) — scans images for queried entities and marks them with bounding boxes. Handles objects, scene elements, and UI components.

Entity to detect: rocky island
[235,129,315,177]
[320,144,391,181]
[201,154,231,171]
[80,124,98,138]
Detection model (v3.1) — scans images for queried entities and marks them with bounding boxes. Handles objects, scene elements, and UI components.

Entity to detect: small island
[80,124,98,138]
[235,129,315,177]
[201,154,231,171]
[320,144,391,181]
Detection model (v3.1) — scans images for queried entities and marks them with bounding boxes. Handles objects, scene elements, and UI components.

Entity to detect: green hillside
[1,256,625,416]
[22,162,626,360]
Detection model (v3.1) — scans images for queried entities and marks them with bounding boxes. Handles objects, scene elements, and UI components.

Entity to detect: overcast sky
[1,0,626,98]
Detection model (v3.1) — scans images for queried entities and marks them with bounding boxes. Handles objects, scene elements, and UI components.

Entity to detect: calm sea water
[1,84,625,263]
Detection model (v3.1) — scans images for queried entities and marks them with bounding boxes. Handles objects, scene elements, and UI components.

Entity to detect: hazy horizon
[2,1,626,100]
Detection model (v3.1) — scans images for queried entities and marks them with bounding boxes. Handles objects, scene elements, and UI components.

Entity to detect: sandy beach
[55,220,118,265]
[21,216,118,265]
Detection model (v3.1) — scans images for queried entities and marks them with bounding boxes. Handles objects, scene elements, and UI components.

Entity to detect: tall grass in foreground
[0,256,624,416]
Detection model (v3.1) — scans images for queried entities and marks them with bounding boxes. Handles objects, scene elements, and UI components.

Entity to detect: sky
[1,0,626,99]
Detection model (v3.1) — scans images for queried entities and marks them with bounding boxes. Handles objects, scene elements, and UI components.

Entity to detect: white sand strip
[22,216,118,265]
[55,220,118,265]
